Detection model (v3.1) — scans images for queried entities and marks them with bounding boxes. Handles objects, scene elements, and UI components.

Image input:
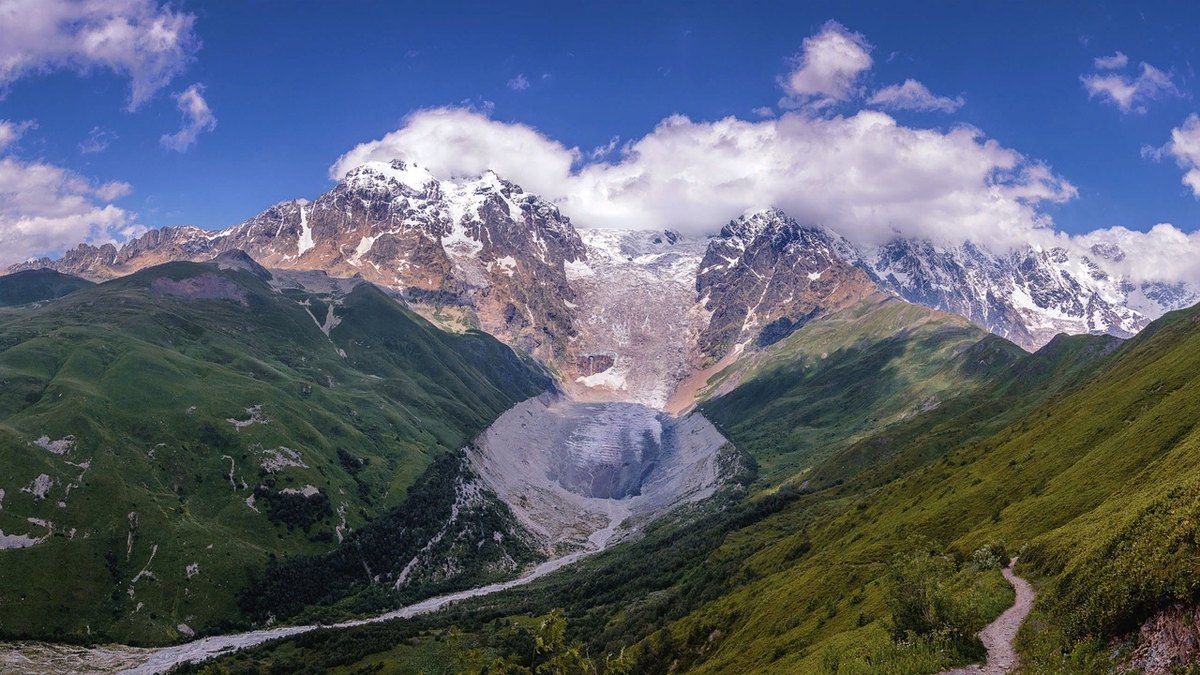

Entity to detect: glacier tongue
[564,228,711,408]
[466,393,731,554]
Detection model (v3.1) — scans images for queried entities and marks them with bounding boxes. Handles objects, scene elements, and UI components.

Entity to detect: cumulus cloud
[331,105,1077,252]
[1081,60,1179,113]
[79,126,118,154]
[869,79,964,113]
[330,106,580,192]
[507,74,530,91]
[0,157,136,266]
[1145,113,1200,197]
[752,106,776,118]
[1094,52,1129,70]
[0,0,199,111]
[160,83,216,152]
[1068,223,1200,286]
[327,22,1197,288]
[778,21,872,109]
[0,120,36,149]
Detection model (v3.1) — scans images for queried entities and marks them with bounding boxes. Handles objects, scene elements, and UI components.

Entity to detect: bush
[970,542,1007,571]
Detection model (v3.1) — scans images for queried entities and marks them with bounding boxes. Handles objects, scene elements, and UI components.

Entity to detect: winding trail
[942,558,1035,675]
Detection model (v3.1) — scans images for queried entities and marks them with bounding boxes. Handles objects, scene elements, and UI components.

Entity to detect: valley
[1,165,1199,675]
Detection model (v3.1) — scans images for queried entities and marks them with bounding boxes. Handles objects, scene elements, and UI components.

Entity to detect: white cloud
[752,106,776,118]
[507,74,530,91]
[590,136,620,159]
[1069,223,1200,286]
[0,157,136,266]
[330,106,580,191]
[779,21,872,109]
[869,79,964,113]
[0,0,199,111]
[1094,51,1129,70]
[93,180,133,201]
[1081,61,1179,113]
[1146,113,1200,197]
[331,106,1076,252]
[160,83,216,152]
[79,126,118,154]
[0,120,36,149]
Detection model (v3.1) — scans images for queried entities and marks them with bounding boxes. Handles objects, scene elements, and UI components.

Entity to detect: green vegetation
[0,268,94,306]
[700,294,1017,484]
[239,450,542,624]
[8,256,1200,675]
[191,299,1200,674]
[0,261,548,644]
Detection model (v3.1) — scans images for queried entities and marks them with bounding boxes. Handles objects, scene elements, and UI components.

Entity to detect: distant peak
[343,159,436,193]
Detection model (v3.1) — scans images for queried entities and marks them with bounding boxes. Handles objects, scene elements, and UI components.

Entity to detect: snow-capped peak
[343,159,436,194]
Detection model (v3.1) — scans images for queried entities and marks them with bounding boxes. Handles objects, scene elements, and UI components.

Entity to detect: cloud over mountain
[0,157,138,264]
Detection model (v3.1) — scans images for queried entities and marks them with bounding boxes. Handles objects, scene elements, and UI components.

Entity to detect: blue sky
[2,0,1200,275]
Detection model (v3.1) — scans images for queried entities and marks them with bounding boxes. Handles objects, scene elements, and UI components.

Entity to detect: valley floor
[3,526,614,675]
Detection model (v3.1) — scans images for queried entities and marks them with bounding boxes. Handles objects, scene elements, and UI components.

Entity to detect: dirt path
[942,558,1035,675]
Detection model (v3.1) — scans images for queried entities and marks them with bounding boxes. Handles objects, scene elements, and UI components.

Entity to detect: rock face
[562,229,711,407]
[860,238,1157,351]
[12,163,1197,368]
[10,161,587,361]
[695,209,878,359]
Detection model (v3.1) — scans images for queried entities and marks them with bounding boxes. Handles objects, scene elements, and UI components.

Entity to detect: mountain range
[11,161,1193,366]
[4,161,1200,674]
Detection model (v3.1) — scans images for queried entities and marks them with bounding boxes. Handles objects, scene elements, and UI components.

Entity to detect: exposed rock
[696,208,877,360]
[150,273,249,306]
[861,238,1152,350]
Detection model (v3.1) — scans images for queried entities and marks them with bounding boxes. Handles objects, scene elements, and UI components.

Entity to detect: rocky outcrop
[695,209,878,360]
[10,161,587,362]
[863,238,1152,351]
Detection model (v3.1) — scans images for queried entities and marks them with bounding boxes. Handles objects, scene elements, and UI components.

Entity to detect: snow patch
[575,369,628,393]
[296,206,314,256]
[495,255,517,277]
[564,259,595,280]
[807,271,822,280]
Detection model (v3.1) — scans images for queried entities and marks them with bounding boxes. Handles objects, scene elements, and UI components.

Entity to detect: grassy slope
[620,304,1200,673]
[700,294,1017,484]
[173,303,1199,675]
[0,262,547,645]
[0,269,94,306]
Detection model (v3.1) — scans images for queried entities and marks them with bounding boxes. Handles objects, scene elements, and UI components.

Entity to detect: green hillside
[0,260,549,645]
[699,294,1021,484]
[616,304,1200,673]
[0,268,94,306]
[187,301,1200,675]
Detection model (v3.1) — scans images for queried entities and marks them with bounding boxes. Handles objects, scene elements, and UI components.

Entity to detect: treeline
[237,451,541,624]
